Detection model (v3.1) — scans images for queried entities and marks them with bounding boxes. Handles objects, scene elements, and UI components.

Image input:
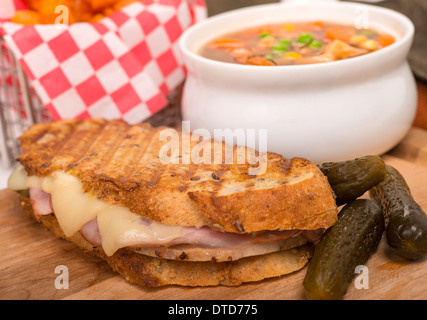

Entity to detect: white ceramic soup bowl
[179,1,416,164]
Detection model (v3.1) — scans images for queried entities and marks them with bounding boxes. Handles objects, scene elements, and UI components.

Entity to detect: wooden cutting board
[1,131,426,300]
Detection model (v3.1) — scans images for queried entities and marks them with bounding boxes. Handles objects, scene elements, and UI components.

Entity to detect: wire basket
[0,36,182,169]
[0,36,50,168]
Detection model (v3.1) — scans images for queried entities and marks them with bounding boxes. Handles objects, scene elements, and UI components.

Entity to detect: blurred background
[205,0,279,16]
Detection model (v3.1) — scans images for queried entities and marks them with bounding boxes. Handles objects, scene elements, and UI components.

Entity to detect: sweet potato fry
[14,0,139,24]
[85,0,118,11]
[11,10,41,25]
[113,0,138,10]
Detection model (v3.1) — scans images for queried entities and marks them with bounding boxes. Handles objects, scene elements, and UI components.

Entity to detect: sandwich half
[8,118,337,287]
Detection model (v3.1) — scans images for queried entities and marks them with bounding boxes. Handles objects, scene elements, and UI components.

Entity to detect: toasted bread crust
[22,195,312,287]
[18,119,337,232]
[188,158,338,232]
[101,244,313,287]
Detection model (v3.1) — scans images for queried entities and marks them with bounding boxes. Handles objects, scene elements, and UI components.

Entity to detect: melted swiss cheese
[8,165,188,256]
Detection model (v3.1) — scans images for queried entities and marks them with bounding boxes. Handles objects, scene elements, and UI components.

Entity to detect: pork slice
[80,217,300,249]
[29,188,53,221]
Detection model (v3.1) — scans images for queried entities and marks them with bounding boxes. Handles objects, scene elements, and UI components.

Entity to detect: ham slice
[80,218,102,246]
[166,226,299,248]
[80,217,321,251]
[132,236,308,262]
[29,188,53,221]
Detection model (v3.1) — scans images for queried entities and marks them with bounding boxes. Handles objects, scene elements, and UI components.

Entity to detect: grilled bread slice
[14,118,338,287]
[17,118,337,233]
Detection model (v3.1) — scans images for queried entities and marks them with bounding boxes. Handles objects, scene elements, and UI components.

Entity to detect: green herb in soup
[200,21,395,66]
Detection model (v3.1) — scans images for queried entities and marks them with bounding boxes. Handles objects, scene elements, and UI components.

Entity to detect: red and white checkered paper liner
[0,0,206,124]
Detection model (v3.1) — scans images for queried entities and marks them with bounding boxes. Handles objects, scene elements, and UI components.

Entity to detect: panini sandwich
[8,118,337,287]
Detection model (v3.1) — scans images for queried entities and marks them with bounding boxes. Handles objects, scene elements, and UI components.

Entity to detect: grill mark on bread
[20,119,107,176]
[75,120,130,175]
[51,120,107,173]
[95,124,155,190]
[45,120,101,172]
[126,125,160,186]
[134,128,169,189]
[20,123,50,150]
[19,122,68,176]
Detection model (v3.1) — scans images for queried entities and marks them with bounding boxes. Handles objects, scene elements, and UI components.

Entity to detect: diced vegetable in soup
[200,22,395,66]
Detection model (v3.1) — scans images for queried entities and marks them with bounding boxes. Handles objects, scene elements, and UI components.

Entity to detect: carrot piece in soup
[247,56,276,66]
[311,21,325,30]
[378,34,395,47]
[325,27,352,42]
[209,38,247,49]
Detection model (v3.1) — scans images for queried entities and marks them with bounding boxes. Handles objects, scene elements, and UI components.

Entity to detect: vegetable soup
[199,21,395,66]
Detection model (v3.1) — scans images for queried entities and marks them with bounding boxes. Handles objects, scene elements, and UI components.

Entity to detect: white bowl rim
[179,1,415,72]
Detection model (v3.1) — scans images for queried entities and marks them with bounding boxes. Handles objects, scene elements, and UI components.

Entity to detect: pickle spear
[319,156,386,206]
[303,199,384,300]
[370,165,427,260]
